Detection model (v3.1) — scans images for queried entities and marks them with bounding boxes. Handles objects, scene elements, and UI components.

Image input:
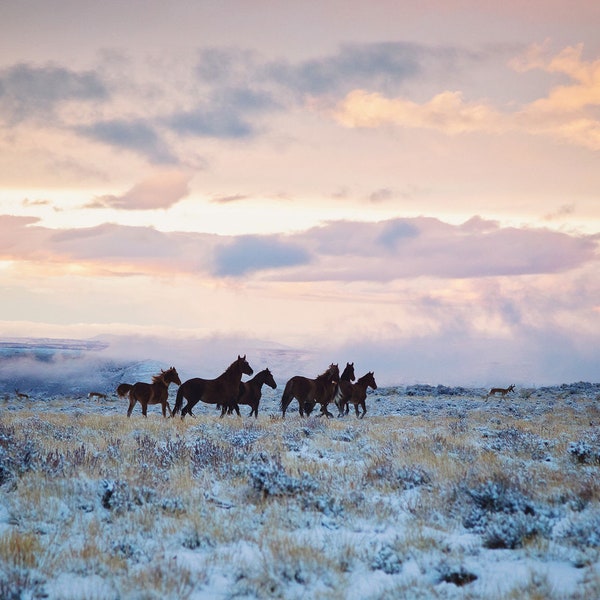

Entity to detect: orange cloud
[334,89,504,134]
[333,44,600,150]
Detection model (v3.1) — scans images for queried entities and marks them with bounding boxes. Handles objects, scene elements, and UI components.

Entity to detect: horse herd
[116,356,378,420]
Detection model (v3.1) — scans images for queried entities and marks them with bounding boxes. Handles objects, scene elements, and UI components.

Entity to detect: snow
[0,357,599,598]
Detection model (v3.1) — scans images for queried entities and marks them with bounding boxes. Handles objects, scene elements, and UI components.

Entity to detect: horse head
[238,354,254,376]
[341,362,355,382]
[160,367,181,386]
[328,363,340,383]
[366,371,377,390]
[262,368,277,389]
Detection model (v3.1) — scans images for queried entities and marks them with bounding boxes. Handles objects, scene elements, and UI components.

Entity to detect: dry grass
[0,391,599,598]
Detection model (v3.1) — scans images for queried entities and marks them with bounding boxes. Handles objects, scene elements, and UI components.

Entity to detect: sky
[0,1,599,386]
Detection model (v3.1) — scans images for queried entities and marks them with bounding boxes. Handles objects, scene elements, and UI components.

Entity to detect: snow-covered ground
[0,373,599,599]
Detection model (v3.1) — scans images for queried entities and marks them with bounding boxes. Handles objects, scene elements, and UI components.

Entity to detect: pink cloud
[88,170,191,210]
[0,214,596,282]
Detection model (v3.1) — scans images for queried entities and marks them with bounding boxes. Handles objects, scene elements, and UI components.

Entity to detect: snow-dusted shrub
[463,476,555,549]
[0,567,39,600]
[436,561,477,586]
[370,541,403,574]
[247,452,317,498]
[333,426,360,442]
[568,439,600,465]
[0,424,37,485]
[228,425,264,448]
[190,436,237,476]
[135,433,188,469]
[482,512,547,549]
[483,427,552,460]
[100,479,156,514]
[560,512,600,548]
[366,457,431,491]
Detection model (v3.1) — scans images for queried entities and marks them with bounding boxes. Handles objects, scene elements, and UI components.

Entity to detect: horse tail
[280,379,294,416]
[172,384,185,416]
[116,383,132,398]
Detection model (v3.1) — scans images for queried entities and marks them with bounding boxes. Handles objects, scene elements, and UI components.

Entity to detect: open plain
[1,381,599,599]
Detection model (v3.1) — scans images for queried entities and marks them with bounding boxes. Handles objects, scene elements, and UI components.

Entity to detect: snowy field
[1,378,599,599]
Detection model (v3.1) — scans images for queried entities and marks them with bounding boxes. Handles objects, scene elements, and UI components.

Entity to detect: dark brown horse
[337,371,377,418]
[125,367,182,418]
[172,355,253,419]
[280,363,339,418]
[233,368,277,418]
[333,362,355,414]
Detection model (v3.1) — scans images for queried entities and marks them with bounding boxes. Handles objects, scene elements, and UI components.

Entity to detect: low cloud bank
[1,329,597,398]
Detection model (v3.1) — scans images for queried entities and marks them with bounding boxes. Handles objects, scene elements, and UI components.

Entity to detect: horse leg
[127,393,137,417]
[181,399,197,419]
[321,403,334,418]
[162,401,172,418]
[303,399,316,417]
[359,401,366,419]
[280,389,294,418]
[141,401,148,417]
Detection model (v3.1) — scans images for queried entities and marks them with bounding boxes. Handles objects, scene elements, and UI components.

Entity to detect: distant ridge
[0,337,108,352]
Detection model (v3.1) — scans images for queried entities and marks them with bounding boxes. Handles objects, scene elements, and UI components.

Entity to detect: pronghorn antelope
[88,391,107,400]
[486,384,515,399]
[15,389,29,400]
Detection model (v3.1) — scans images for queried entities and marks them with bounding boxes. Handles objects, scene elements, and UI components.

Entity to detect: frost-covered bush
[100,479,156,514]
[0,567,40,600]
[228,426,264,448]
[568,440,600,465]
[370,542,403,574]
[135,434,188,469]
[366,459,431,491]
[463,477,555,549]
[483,427,552,460]
[436,561,477,586]
[247,453,317,498]
[0,424,37,485]
[560,512,600,548]
[190,437,237,476]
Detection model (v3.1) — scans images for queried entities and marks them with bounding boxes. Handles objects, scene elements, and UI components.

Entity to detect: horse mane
[316,363,338,383]
[152,367,176,385]
[152,371,167,384]
[225,356,244,374]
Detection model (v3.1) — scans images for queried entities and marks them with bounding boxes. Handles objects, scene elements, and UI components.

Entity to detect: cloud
[333,44,600,150]
[287,217,597,281]
[75,118,176,164]
[89,170,192,210]
[0,63,107,124]
[511,43,600,112]
[333,89,505,134]
[214,236,311,276]
[0,214,595,282]
[262,42,423,96]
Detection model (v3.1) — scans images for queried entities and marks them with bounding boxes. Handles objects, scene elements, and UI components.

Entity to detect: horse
[280,363,339,418]
[172,355,253,419]
[338,371,377,418]
[486,384,515,400]
[333,362,355,415]
[233,368,277,418]
[116,383,132,398]
[126,367,182,418]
